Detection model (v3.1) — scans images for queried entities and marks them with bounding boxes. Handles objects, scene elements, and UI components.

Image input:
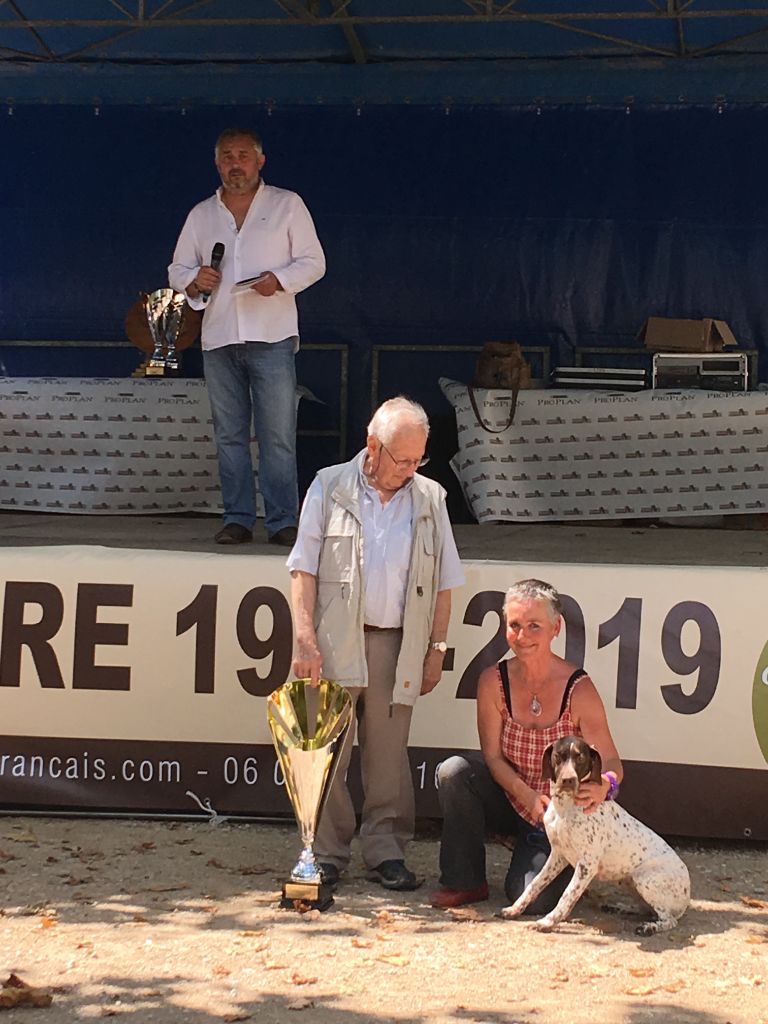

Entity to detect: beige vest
[312,453,447,706]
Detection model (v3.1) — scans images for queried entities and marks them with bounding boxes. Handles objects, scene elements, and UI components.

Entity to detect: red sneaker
[429,883,490,909]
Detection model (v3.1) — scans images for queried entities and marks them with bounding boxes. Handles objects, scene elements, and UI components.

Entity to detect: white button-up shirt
[287,455,466,627]
[168,182,325,350]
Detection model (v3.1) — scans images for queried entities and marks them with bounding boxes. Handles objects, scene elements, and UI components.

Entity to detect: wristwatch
[429,640,448,653]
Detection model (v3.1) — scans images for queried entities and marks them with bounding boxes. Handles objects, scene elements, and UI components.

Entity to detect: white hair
[367,396,430,445]
[503,579,562,621]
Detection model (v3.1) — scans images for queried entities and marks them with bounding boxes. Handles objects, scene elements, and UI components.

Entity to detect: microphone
[201,242,225,303]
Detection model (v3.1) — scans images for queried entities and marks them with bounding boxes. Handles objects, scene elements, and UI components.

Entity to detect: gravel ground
[1,816,766,1024]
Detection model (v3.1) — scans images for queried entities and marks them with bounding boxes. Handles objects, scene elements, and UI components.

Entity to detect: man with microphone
[169,128,326,546]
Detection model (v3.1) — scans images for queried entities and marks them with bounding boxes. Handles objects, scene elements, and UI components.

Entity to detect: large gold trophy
[267,678,352,911]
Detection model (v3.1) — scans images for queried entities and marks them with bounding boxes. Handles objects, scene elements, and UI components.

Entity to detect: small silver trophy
[143,288,187,377]
[267,678,352,911]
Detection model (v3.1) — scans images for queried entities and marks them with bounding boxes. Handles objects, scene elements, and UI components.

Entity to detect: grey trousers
[315,629,415,870]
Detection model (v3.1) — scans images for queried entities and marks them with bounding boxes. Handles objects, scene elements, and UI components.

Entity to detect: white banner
[2,546,767,771]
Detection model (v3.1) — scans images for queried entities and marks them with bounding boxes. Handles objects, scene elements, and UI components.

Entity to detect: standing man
[169,128,325,546]
[287,397,465,891]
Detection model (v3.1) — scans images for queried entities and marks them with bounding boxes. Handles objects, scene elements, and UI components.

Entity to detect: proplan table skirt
[441,378,768,523]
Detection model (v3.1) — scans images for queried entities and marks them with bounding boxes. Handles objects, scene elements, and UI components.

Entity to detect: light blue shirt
[287,454,465,627]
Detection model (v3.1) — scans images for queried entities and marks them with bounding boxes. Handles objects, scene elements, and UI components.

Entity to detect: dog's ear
[588,746,603,783]
[541,743,556,781]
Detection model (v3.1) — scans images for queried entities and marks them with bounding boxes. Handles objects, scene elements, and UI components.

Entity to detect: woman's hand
[525,787,550,825]
[575,777,610,814]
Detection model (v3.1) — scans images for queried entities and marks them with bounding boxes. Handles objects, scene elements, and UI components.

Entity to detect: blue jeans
[436,752,573,914]
[203,339,298,534]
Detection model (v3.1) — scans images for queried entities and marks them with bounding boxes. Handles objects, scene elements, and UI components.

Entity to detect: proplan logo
[754,648,768,763]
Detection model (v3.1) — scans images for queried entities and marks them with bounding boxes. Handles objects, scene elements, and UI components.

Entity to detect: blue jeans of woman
[203,338,298,535]
[437,751,573,914]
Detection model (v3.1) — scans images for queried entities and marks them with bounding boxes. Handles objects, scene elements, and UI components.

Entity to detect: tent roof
[3,1,768,105]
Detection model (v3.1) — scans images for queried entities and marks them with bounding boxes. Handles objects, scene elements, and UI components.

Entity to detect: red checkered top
[499,663,587,826]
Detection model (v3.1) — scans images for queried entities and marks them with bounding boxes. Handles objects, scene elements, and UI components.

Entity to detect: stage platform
[1,511,767,841]
[2,509,768,566]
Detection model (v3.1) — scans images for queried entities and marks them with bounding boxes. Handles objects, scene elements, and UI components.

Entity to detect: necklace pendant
[530,694,542,717]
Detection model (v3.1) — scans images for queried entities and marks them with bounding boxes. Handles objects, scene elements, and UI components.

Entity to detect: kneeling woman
[430,578,623,911]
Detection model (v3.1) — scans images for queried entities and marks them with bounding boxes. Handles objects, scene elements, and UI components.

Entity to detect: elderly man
[169,128,325,546]
[287,397,465,891]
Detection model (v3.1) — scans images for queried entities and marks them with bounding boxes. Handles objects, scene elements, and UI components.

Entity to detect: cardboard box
[639,316,738,353]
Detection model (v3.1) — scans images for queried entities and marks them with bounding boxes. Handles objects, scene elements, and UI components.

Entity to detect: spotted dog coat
[501,736,690,934]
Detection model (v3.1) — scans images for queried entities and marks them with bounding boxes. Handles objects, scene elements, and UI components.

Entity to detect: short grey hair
[214,128,263,159]
[367,396,430,446]
[503,579,562,621]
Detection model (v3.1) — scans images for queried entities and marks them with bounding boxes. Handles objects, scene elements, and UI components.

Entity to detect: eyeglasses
[380,443,430,470]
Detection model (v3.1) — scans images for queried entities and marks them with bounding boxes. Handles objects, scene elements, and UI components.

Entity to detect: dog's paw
[499,904,523,920]
[531,915,557,932]
[635,918,675,936]
[635,922,659,936]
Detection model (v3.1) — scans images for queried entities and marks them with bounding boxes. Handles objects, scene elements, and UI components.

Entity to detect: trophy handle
[163,294,186,375]
[144,292,168,376]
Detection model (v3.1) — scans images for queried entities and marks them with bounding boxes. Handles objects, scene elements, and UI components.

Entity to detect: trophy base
[133,361,182,379]
[280,880,334,912]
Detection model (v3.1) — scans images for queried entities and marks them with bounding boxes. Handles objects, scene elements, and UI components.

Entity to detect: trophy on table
[124,288,201,378]
[267,677,352,911]
[144,288,187,376]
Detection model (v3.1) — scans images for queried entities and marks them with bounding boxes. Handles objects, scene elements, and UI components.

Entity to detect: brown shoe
[268,526,298,547]
[214,523,253,545]
[429,883,489,908]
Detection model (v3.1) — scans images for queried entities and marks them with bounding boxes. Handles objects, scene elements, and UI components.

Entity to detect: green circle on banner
[753,639,768,764]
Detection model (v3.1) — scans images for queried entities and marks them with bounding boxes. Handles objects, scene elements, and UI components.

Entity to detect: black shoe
[318,862,340,888]
[214,523,253,545]
[268,526,298,547]
[367,860,423,892]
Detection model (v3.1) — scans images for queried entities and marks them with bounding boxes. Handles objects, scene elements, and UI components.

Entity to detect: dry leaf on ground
[741,896,768,910]
[5,829,37,844]
[0,974,53,1009]
[448,906,482,921]
[290,973,318,986]
[376,954,410,967]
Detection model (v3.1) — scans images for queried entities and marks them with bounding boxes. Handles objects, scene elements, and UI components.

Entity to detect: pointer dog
[500,736,690,934]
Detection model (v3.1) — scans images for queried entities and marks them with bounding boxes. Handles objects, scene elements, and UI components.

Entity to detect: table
[0,377,228,515]
[440,378,768,523]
